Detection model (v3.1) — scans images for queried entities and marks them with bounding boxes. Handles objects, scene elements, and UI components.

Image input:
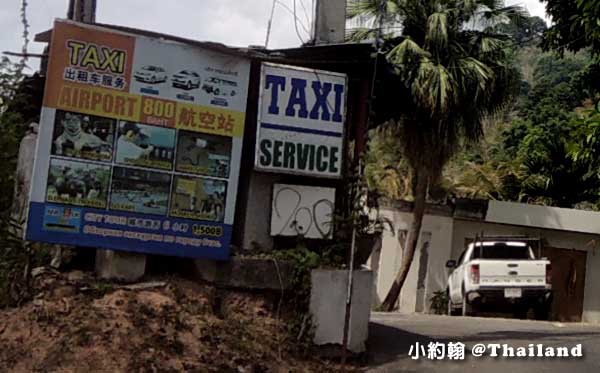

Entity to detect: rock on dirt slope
[0,269,346,372]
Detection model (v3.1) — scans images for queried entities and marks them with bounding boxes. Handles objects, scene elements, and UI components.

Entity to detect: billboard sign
[255,63,347,178]
[26,20,251,260]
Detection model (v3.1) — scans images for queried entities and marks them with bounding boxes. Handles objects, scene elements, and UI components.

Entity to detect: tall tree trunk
[381,171,428,311]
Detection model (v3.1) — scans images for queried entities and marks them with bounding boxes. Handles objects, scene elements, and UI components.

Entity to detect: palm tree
[364,122,413,200]
[347,0,522,311]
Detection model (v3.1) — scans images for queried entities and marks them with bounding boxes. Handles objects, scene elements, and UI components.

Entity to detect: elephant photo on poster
[46,158,111,209]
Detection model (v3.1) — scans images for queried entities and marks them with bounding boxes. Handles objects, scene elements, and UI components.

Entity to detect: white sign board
[271,184,335,239]
[255,63,347,178]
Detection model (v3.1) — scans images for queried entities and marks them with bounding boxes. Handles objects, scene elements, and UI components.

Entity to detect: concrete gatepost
[310,269,373,354]
[12,123,38,227]
[95,249,146,282]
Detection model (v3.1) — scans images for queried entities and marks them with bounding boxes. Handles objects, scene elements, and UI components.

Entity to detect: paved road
[367,312,600,372]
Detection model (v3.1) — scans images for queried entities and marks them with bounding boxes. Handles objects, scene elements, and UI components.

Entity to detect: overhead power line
[265,0,277,48]
[292,0,307,44]
[265,0,312,47]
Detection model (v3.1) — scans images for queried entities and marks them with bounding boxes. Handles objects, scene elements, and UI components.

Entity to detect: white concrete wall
[451,219,600,323]
[310,269,373,353]
[487,200,600,235]
[373,209,404,306]
[373,208,453,313]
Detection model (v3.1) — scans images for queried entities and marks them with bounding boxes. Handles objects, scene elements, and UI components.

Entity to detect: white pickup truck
[446,238,552,318]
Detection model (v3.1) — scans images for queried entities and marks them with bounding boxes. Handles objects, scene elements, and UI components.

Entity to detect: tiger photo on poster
[51,110,116,162]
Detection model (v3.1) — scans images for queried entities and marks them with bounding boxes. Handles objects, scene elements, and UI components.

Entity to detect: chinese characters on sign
[408,342,583,360]
[26,19,251,260]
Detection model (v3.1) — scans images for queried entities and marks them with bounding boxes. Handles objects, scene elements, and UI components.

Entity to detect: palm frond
[426,12,449,50]
[346,27,379,42]
[457,0,480,15]
[480,35,506,54]
[346,0,381,20]
[413,61,457,114]
[476,5,528,30]
[386,37,431,66]
[455,57,494,96]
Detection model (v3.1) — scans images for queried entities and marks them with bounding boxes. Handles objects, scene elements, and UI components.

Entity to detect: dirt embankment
[0,269,345,372]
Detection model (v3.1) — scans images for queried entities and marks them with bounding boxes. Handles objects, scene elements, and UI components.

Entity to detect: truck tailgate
[475,260,547,287]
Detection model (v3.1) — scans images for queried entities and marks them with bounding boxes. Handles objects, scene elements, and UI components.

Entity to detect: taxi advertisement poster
[26,19,251,260]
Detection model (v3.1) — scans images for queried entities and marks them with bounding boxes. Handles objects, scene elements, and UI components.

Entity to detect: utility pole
[313,0,346,44]
[67,0,97,23]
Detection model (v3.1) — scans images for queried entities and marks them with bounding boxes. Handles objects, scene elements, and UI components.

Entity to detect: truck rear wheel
[462,294,476,317]
[534,298,552,321]
[448,298,460,316]
[513,305,529,319]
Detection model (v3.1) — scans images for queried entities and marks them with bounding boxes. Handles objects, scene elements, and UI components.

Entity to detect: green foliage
[0,57,49,307]
[365,122,413,200]
[498,51,600,207]
[351,0,520,189]
[494,16,547,46]
[271,246,331,353]
[0,57,27,247]
[352,0,521,311]
[429,290,449,315]
[365,34,600,209]
[567,109,600,209]
[0,57,24,108]
[542,0,600,56]
[442,122,518,200]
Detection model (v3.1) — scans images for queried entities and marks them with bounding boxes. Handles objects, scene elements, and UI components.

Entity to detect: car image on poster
[26,20,250,260]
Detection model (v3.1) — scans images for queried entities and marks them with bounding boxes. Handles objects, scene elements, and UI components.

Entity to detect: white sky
[1,0,548,73]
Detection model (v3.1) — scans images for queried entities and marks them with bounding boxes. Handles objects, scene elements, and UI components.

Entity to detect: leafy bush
[0,57,50,306]
[429,290,449,315]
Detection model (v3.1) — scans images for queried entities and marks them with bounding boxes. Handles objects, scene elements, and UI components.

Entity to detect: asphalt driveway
[367,312,600,372]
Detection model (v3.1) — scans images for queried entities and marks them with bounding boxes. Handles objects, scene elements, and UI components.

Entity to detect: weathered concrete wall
[238,172,282,252]
[487,200,600,235]
[193,257,294,290]
[372,208,453,313]
[95,249,146,282]
[372,208,403,307]
[314,0,346,44]
[310,269,372,353]
[12,123,38,225]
